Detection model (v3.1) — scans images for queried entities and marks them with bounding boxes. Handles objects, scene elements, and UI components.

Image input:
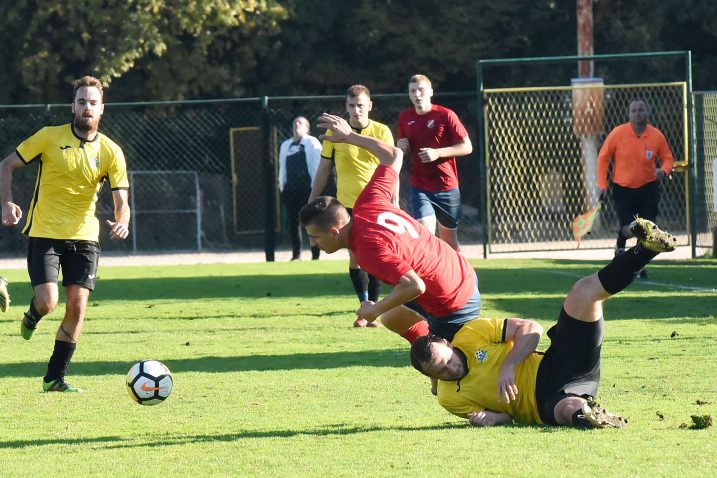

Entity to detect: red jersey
[349,165,475,316]
[397,104,469,192]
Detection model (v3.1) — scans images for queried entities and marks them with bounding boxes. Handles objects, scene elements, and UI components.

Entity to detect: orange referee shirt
[597,123,674,190]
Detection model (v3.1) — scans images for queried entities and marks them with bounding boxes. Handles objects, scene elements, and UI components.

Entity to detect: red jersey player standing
[300,113,480,345]
[397,74,472,251]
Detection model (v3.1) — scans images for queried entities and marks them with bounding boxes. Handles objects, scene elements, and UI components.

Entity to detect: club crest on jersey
[645,150,654,160]
[427,119,435,129]
[92,158,100,168]
[475,349,488,363]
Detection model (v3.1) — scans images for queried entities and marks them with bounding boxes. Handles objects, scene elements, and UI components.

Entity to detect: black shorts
[27,237,100,291]
[535,308,603,424]
[613,181,659,227]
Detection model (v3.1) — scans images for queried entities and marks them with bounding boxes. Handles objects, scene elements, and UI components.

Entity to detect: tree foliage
[0,0,715,103]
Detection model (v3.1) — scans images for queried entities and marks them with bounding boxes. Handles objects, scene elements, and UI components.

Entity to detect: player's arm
[497,318,543,404]
[317,113,403,173]
[308,157,333,202]
[596,133,615,200]
[468,410,514,427]
[0,152,25,227]
[106,189,130,240]
[356,270,424,323]
[418,137,472,163]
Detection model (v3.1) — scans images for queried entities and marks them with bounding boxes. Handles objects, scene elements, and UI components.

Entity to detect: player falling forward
[411,218,677,428]
[301,113,480,348]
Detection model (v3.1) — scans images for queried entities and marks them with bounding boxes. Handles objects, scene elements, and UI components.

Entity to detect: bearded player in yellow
[411,218,677,428]
[0,76,130,393]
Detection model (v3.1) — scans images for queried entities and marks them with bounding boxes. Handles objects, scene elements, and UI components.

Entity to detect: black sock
[26,298,44,323]
[349,268,369,302]
[571,408,592,429]
[597,243,658,295]
[368,274,381,302]
[44,340,76,383]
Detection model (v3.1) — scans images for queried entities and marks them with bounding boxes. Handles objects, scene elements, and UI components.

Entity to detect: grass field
[0,258,715,477]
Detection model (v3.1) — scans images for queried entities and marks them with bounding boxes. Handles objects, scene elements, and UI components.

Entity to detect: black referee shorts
[613,181,659,227]
[535,308,604,424]
[27,237,100,291]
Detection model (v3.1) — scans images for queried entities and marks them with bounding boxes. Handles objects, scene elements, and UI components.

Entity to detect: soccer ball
[126,360,173,405]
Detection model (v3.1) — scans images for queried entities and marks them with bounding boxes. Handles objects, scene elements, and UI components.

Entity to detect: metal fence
[694,91,717,255]
[483,82,689,252]
[0,88,714,259]
[0,93,482,257]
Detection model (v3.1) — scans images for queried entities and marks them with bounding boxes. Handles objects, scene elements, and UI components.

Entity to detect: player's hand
[317,113,353,142]
[467,411,501,427]
[598,188,608,203]
[418,148,440,163]
[1,202,22,227]
[397,138,411,154]
[497,363,518,403]
[106,220,129,240]
[356,300,379,323]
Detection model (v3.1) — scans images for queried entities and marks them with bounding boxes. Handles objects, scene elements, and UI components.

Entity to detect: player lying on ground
[411,218,677,428]
[300,113,480,347]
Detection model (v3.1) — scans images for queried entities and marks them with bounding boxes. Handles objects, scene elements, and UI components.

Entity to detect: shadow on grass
[0,422,460,450]
[0,349,410,378]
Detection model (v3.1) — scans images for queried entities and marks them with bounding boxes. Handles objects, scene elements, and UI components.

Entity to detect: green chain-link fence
[694,91,717,256]
[1,84,713,259]
[0,92,482,257]
[484,82,688,252]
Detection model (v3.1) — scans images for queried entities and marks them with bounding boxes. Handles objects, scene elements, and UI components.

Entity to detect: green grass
[0,258,715,477]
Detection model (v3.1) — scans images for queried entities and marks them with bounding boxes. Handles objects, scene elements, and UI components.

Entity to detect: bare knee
[33,288,59,316]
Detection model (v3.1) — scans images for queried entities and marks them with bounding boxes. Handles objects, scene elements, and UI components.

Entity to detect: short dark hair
[410,334,444,377]
[300,196,346,229]
[73,75,104,101]
[346,84,370,99]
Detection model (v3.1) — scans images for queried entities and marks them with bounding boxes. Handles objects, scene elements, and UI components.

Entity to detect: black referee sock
[597,243,658,295]
[349,268,369,303]
[44,340,76,383]
[368,274,381,303]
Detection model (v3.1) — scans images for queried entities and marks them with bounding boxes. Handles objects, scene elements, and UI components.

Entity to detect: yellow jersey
[437,318,544,425]
[16,124,129,241]
[321,119,394,208]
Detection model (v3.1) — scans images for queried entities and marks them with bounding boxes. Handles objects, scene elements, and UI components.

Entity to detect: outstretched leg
[551,218,675,427]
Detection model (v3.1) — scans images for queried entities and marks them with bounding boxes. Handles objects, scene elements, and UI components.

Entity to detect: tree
[0,0,287,103]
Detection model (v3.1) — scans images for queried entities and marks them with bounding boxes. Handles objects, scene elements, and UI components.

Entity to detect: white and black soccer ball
[126,360,173,405]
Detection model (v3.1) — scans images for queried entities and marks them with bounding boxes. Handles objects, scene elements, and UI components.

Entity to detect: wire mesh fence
[484,82,688,252]
[0,93,482,257]
[694,91,717,255]
[0,87,713,259]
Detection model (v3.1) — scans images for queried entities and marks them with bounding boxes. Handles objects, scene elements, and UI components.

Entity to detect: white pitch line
[536,269,717,293]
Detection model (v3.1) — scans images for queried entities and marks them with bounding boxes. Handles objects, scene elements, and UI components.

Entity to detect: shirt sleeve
[277,139,289,192]
[306,137,322,184]
[446,109,469,142]
[380,124,395,146]
[397,112,406,140]
[16,127,49,163]
[107,145,129,190]
[320,130,335,161]
[597,129,617,190]
[656,131,675,173]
